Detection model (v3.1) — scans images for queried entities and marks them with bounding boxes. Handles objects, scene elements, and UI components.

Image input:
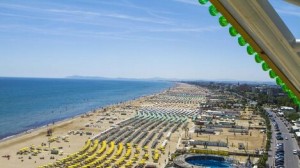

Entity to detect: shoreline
[0,78,173,143]
[0,87,170,143]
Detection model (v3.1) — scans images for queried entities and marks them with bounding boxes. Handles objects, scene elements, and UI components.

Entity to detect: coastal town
[0,82,298,168]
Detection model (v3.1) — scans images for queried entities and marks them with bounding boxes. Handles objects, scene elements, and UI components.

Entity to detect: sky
[0,0,299,81]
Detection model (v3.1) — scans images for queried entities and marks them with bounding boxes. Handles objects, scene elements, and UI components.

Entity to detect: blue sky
[0,0,299,81]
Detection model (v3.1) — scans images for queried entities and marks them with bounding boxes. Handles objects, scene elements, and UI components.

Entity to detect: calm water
[0,77,172,140]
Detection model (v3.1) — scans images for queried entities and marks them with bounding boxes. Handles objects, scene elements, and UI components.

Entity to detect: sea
[0,77,172,140]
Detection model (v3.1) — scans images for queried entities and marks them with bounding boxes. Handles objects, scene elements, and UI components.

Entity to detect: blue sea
[0,77,172,140]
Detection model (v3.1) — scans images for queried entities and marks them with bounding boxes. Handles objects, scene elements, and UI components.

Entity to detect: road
[267,115,276,167]
[266,109,299,168]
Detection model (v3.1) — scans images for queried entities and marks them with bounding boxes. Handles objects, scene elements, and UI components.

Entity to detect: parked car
[293,149,298,155]
[276,135,283,140]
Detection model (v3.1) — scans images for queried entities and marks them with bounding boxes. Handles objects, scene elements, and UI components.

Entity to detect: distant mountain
[65,75,177,82]
[66,75,111,80]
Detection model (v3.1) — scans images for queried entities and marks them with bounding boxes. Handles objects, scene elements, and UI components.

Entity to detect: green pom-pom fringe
[246,45,255,55]
[198,0,208,5]
[219,16,229,27]
[209,5,219,16]
[238,36,247,46]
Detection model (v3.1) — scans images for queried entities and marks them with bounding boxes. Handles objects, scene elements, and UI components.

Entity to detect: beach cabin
[224,110,240,119]
[195,128,216,134]
[194,120,209,126]
[218,120,235,126]
[206,110,224,117]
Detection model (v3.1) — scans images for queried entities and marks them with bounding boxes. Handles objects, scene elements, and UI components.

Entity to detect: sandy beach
[0,91,150,167]
[0,83,265,168]
[0,83,189,167]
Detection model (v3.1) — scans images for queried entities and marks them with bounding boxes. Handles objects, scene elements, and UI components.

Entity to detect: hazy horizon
[0,75,278,83]
[0,0,299,81]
